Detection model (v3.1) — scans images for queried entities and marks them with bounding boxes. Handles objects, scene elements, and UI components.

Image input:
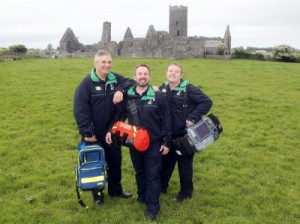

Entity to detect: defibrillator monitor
[186,114,222,153]
[193,120,212,139]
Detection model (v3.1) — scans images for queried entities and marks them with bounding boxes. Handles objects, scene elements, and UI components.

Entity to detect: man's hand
[113,90,124,104]
[186,120,194,127]
[105,132,113,145]
[159,145,170,155]
[84,135,97,142]
[152,86,159,91]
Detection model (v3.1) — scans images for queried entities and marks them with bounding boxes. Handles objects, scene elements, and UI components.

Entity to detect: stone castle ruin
[59,5,231,58]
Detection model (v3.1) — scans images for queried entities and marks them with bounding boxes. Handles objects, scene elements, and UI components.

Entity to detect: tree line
[1,44,300,63]
[230,45,300,63]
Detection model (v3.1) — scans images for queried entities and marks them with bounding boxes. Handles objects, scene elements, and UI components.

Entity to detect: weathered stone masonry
[59,5,231,58]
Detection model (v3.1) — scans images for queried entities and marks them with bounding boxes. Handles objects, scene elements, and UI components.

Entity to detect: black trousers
[103,141,123,196]
[129,143,162,216]
[161,148,194,197]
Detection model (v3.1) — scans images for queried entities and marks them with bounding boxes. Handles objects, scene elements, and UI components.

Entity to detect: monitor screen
[194,123,211,138]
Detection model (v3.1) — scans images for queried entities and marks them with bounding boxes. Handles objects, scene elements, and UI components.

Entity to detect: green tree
[9,44,27,53]
[272,44,296,62]
[216,43,227,55]
[47,43,53,51]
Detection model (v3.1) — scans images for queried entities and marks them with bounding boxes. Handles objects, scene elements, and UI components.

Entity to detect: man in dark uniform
[111,64,172,221]
[74,50,133,205]
[160,63,212,202]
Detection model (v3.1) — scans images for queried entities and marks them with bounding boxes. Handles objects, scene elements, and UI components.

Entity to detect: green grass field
[0,58,299,224]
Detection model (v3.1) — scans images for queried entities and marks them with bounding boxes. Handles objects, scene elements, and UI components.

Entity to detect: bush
[8,44,27,53]
[232,47,264,60]
[252,53,264,60]
[232,47,249,58]
[216,44,227,55]
[272,44,297,62]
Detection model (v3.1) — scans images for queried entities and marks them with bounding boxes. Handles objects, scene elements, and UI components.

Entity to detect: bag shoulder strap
[128,99,139,126]
[183,84,190,120]
[75,180,88,208]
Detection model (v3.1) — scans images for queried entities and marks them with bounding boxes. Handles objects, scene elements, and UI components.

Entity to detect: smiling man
[73,50,134,205]
[160,62,212,202]
[113,64,172,221]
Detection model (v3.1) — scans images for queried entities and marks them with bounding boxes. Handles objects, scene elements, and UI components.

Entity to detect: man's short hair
[168,63,182,74]
[135,64,151,75]
[94,50,111,61]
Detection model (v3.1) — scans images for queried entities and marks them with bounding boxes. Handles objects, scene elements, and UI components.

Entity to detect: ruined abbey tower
[59,5,231,58]
[169,5,188,37]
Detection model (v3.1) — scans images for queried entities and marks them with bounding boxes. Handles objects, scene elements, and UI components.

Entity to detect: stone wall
[58,5,231,58]
[59,28,84,53]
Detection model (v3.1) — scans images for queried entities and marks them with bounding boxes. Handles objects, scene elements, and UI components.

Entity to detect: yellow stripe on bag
[81,176,105,183]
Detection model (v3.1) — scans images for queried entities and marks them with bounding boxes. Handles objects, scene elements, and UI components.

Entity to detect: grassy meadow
[0,58,299,224]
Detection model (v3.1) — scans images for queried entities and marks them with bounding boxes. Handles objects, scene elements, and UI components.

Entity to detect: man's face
[166,64,182,84]
[94,55,112,75]
[135,66,150,87]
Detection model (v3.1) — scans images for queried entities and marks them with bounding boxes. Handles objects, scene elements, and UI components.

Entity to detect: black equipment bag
[173,136,195,157]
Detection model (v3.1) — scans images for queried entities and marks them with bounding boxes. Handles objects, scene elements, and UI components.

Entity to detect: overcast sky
[1,0,299,49]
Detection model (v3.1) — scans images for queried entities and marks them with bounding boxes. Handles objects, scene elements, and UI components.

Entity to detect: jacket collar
[91,68,117,84]
[127,85,155,100]
[165,79,189,92]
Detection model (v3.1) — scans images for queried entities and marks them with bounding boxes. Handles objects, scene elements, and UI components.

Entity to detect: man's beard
[136,79,148,87]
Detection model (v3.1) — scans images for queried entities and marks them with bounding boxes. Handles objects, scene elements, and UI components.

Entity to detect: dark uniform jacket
[117,85,172,155]
[74,68,134,139]
[160,80,212,138]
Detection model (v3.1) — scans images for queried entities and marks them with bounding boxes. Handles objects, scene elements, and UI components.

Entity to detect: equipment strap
[75,181,88,208]
[128,99,139,126]
[183,84,190,120]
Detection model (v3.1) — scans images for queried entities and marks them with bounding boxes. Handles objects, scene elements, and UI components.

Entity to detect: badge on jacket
[95,86,102,91]
[110,84,114,90]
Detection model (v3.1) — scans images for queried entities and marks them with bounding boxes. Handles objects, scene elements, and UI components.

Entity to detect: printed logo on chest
[110,84,115,91]
[148,99,155,104]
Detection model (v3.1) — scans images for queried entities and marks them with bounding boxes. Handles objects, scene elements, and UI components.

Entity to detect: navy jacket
[160,80,212,137]
[117,85,172,154]
[74,68,134,139]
